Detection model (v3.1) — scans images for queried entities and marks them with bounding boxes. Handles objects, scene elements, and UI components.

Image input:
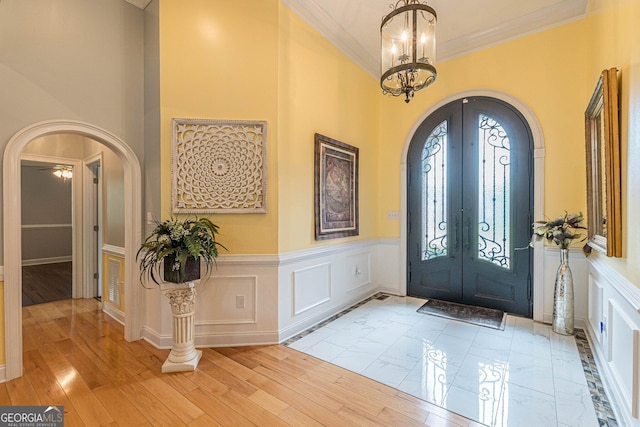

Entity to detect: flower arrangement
[137,216,226,285]
[529,211,586,249]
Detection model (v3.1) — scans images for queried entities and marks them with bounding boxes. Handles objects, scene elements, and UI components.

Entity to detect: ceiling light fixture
[380,0,437,103]
[53,165,73,182]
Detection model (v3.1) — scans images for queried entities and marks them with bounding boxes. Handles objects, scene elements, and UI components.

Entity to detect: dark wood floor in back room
[22,262,72,306]
[2,298,485,426]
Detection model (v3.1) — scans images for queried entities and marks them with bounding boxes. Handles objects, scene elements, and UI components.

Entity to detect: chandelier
[380,0,437,103]
[53,165,73,182]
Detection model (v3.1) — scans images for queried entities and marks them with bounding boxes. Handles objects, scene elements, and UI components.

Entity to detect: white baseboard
[0,364,6,383]
[21,256,72,266]
[102,303,124,325]
[141,325,279,349]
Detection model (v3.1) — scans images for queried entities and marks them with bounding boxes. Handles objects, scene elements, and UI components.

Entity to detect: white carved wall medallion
[172,119,267,213]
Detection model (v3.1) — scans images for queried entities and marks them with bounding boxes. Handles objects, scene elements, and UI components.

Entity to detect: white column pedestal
[161,281,202,373]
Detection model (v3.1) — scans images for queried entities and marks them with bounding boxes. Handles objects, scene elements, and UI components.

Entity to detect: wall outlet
[387,211,401,220]
[236,295,245,309]
[355,267,362,277]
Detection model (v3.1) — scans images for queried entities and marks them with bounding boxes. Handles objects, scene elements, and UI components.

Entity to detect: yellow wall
[159,0,639,285]
[585,0,640,285]
[158,1,380,254]
[277,5,380,252]
[159,0,280,254]
[377,18,592,238]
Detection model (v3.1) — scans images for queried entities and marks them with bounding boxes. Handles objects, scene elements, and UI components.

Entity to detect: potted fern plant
[137,216,225,285]
[137,216,226,373]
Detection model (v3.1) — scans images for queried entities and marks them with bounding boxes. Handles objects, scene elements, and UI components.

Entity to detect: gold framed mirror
[585,68,621,257]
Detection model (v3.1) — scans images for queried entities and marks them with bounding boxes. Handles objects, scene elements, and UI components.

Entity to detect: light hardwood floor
[5,299,484,426]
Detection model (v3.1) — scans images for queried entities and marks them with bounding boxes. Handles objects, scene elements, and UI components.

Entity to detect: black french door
[407,97,533,316]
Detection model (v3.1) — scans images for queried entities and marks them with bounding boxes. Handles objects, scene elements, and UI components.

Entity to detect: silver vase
[553,248,574,335]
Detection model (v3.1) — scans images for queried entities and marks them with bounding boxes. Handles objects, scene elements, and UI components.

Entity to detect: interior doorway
[20,159,75,306]
[4,120,144,381]
[406,97,534,316]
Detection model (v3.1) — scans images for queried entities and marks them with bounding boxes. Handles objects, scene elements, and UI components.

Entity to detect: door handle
[464,217,470,249]
[451,217,459,256]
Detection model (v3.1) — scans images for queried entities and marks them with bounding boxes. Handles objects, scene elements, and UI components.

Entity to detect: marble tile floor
[286,295,604,427]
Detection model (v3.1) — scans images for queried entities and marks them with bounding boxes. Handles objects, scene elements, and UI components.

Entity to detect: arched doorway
[3,120,143,381]
[400,90,546,320]
[406,96,533,316]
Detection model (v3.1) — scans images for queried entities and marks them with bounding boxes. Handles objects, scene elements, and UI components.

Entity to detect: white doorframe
[83,152,103,299]
[400,90,546,321]
[3,120,143,381]
[20,154,83,299]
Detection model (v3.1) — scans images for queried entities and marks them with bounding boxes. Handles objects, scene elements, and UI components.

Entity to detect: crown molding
[438,0,588,63]
[124,0,152,10]
[283,0,587,77]
[281,0,379,79]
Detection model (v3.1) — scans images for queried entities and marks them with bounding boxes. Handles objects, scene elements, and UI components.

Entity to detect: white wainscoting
[140,239,596,358]
[142,254,280,349]
[292,263,332,316]
[277,239,392,342]
[586,255,640,426]
[141,239,395,349]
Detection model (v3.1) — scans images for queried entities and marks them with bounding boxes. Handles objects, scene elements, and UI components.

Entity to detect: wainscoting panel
[372,239,402,294]
[292,263,331,316]
[102,246,125,324]
[196,275,257,325]
[107,258,121,307]
[142,255,280,349]
[608,299,639,417]
[345,252,371,292]
[588,273,605,345]
[277,240,381,342]
[587,256,640,426]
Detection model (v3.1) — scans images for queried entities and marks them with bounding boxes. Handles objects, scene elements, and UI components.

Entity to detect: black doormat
[417,299,506,330]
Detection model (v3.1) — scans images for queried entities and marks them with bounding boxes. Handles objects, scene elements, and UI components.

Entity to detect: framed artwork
[585,68,622,257]
[172,119,267,213]
[314,133,359,240]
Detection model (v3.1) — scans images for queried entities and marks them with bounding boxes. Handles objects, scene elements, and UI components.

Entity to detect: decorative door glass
[477,114,511,269]
[421,120,448,260]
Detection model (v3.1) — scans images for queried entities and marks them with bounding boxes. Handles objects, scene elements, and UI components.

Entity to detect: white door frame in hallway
[399,89,546,321]
[3,120,143,381]
[83,152,103,299]
[20,154,83,299]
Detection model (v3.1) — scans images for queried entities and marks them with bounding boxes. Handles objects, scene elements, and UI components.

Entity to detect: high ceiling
[282,0,589,78]
[125,0,589,79]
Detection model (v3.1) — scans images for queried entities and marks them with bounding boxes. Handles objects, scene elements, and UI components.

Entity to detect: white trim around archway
[3,120,143,381]
[399,90,546,321]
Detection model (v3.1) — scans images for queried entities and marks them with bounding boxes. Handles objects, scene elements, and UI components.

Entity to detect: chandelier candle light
[380,0,437,103]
